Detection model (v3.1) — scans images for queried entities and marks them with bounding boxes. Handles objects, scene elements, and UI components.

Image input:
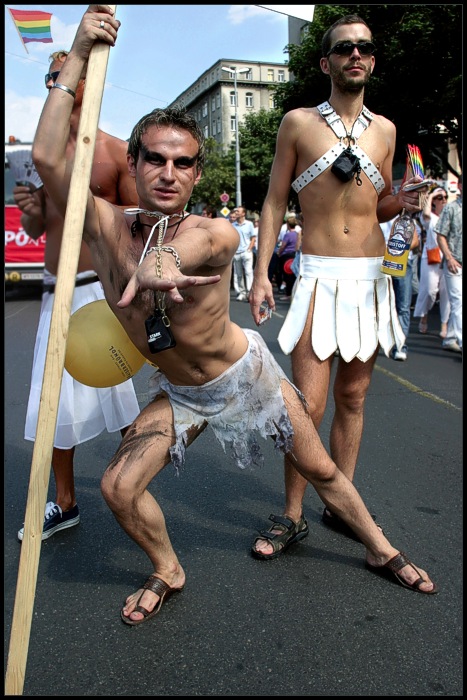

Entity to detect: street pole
[233,69,242,207]
[222,66,248,208]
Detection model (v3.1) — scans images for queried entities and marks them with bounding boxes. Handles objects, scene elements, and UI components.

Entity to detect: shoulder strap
[317,102,347,139]
[317,101,374,142]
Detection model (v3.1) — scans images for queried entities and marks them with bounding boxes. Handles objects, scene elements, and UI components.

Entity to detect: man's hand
[117,253,221,308]
[249,275,276,326]
[13,185,43,219]
[398,176,428,213]
[71,5,120,58]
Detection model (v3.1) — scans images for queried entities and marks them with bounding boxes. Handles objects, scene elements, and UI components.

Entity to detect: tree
[273,4,462,177]
[191,112,285,214]
[189,137,235,211]
[237,108,284,211]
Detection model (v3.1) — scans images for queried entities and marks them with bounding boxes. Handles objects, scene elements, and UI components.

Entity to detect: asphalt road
[4,286,463,696]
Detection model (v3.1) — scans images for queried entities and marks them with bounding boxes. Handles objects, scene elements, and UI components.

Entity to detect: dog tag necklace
[140,217,180,353]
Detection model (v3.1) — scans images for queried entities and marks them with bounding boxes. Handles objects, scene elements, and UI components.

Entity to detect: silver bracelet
[145,245,181,270]
[52,83,76,99]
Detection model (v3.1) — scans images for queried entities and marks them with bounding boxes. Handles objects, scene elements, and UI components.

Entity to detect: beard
[329,63,371,94]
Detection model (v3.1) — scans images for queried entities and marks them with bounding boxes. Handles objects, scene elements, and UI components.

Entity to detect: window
[216,93,220,109]
[244,69,252,80]
[278,70,285,83]
[267,68,274,82]
[212,121,216,136]
[204,125,209,138]
[269,94,276,109]
[217,117,221,134]
[211,98,216,112]
[230,116,236,132]
[246,92,253,108]
[202,102,208,118]
[230,91,236,107]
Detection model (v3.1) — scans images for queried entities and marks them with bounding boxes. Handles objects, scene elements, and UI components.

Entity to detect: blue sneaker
[18,501,80,542]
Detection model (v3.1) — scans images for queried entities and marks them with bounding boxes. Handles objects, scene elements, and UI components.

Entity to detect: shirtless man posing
[33,6,436,626]
[249,15,426,557]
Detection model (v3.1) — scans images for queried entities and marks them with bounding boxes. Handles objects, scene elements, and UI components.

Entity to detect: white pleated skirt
[277,255,405,362]
[24,271,140,449]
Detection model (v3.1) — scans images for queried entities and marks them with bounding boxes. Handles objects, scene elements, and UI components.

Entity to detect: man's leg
[438,271,451,331]
[101,395,206,623]
[52,446,76,511]
[280,380,436,593]
[253,299,378,556]
[442,267,462,349]
[242,251,255,292]
[252,311,334,556]
[329,352,378,483]
[52,426,132,514]
[232,255,246,297]
[391,261,413,357]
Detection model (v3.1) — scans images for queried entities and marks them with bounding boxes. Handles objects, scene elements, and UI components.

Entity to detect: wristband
[52,83,76,99]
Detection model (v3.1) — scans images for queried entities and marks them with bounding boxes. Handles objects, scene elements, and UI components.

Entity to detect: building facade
[168,58,289,152]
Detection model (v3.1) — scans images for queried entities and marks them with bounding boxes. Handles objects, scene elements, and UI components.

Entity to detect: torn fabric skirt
[278,255,405,362]
[148,328,305,473]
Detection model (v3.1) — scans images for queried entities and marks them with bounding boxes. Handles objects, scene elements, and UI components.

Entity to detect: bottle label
[381,257,407,273]
[386,233,409,257]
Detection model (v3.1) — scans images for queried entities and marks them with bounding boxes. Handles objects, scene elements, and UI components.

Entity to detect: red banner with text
[4,205,46,265]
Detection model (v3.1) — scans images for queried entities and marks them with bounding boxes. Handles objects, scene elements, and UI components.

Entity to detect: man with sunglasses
[14,49,140,543]
[250,14,427,557]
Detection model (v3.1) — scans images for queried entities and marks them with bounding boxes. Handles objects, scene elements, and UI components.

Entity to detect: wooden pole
[5,8,117,695]
[7,9,30,54]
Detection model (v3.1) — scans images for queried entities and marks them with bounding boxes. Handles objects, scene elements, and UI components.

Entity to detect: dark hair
[321,15,372,57]
[204,204,217,218]
[127,107,205,173]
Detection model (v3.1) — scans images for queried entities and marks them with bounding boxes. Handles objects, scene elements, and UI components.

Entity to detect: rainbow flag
[8,8,53,53]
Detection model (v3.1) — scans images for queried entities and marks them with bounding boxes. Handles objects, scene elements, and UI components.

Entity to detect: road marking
[375,363,461,411]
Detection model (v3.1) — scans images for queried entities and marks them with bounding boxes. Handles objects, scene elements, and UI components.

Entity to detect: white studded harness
[291,101,385,195]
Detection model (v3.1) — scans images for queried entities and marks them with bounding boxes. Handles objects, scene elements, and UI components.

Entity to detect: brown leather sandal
[366,551,438,594]
[121,575,184,626]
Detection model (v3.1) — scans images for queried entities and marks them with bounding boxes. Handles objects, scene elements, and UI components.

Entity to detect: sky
[5,4,296,143]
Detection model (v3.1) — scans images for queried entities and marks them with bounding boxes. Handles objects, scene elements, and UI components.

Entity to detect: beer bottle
[380,210,415,277]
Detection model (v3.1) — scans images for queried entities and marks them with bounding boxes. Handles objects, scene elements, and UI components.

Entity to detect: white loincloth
[148,328,305,473]
[278,255,405,362]
[24,270,140,449]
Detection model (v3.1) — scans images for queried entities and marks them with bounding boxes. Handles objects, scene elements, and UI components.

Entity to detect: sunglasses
[44,70,60,86]
[327,41,376,57]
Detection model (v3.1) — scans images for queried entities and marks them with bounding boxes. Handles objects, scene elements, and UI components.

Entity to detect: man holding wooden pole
[14,46,140,545]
